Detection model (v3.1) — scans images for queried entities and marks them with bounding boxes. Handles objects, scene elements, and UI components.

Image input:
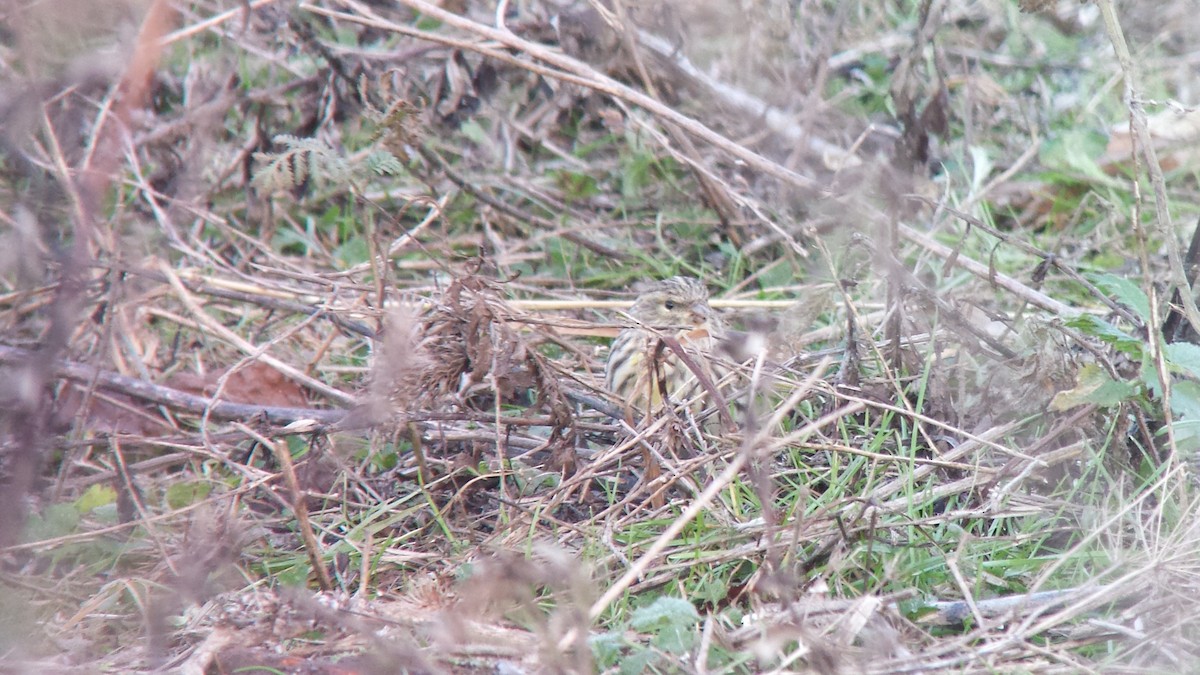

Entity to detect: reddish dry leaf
[1102,108,1200,173]
[56,383,170,436]
[169,361,308,408]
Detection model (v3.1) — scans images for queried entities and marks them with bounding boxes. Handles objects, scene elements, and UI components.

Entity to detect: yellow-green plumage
[604,277,725,411]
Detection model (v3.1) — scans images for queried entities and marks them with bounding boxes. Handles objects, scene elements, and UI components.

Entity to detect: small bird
[605,276,726,413]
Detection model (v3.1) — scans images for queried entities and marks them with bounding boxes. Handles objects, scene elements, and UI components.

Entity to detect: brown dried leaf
[1102,108,1200,173]
[56,383,168,436]
[169,362,307,408]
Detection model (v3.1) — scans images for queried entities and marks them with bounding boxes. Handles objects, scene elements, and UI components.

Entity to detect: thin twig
[158,261,355,405]
[0,344,347,426]
[899,223,1080,318]
[306,0,822,192]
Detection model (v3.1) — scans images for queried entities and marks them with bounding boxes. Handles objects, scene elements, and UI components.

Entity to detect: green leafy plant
[591,596,702,673]
[1056,273,1200,452]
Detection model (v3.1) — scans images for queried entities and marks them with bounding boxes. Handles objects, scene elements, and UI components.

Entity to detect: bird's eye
[664,300,676,310]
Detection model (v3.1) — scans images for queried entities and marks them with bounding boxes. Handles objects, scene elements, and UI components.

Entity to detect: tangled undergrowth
[4,0,1200,672]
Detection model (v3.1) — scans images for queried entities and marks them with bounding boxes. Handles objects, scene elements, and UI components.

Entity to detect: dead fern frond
[251,134,352,194]
[368,97,423,164]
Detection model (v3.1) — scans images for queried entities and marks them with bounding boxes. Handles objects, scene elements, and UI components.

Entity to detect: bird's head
[628,276,717,336]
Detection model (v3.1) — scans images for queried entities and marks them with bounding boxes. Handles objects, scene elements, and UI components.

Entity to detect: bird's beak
[690,302,710,326]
